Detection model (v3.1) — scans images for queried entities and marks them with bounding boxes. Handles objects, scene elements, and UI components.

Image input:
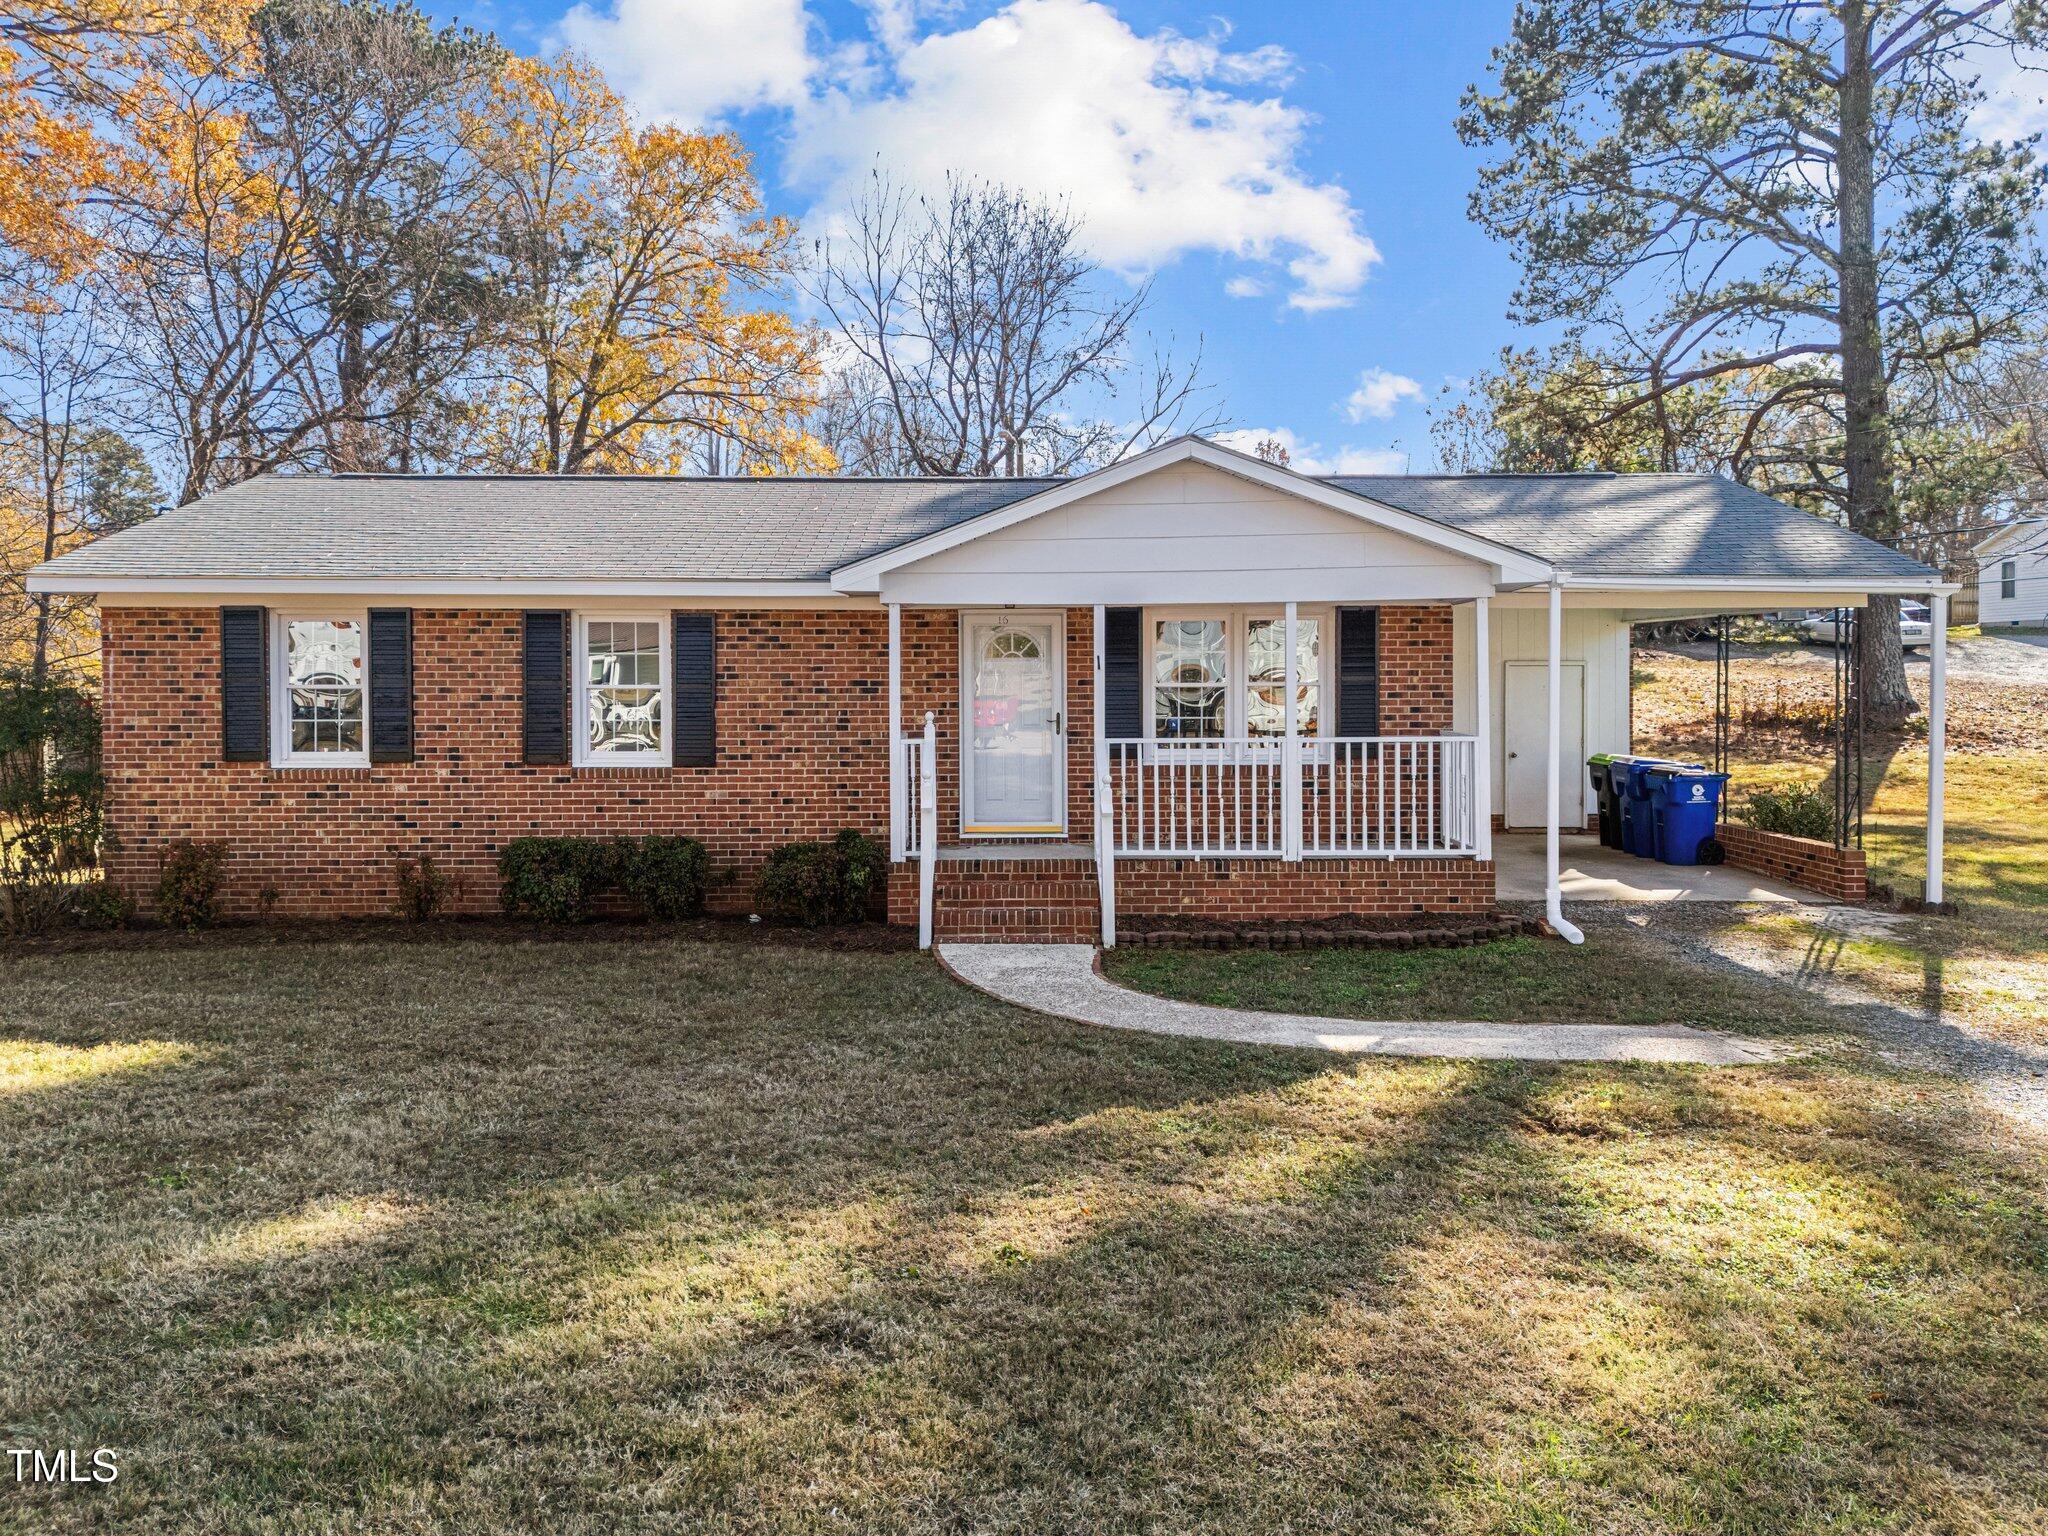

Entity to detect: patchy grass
[1103,929,1847,1035]
[5,929,2047,1533]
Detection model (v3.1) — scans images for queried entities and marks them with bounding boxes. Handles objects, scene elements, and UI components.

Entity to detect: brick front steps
[929,857,1103,943]
[1115,911,1541,951]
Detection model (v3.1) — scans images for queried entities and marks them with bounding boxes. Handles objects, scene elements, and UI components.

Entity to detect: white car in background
[1797,602,1934,650]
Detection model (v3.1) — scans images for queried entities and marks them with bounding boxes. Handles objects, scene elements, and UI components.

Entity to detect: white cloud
[1342,366,1425,421]
[1969,46,2048,142]
[560,0,814,125]
[785,0,1379,310]
[1215,427,1407,475]
[1224,275,1268,298]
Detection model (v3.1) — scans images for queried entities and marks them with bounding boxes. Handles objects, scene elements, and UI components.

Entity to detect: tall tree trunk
[1838,0,1915,723]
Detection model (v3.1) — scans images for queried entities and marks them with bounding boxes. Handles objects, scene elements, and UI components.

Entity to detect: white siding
[1453,604,1631,818]
[879,462,1494,605]
[1979,543,2048,628]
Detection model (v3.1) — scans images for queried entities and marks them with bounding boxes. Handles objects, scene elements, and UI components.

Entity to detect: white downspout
[1927,591,1948,905]
[1546,581,1584,944]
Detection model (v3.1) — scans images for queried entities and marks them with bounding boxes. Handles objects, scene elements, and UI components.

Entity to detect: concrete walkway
[939,944,1777,1065]
[1494,832,1823,904]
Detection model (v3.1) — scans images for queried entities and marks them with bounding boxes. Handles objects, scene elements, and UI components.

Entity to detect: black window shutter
[220,605,268,762]
[672,611,715,767]
[1104,607,1143,738]
[1337,607,1381,736]
[522,611,569,765]
[367,609,414,764]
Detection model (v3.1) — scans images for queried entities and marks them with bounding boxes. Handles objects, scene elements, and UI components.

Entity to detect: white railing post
[917,710,937,949]
[1093,605,1115,946]
[1473,596,1492,860]
[887,603,904,863]
[1283,601,1302,861]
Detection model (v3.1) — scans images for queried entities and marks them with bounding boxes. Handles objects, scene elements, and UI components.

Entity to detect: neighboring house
[1975,520,2048,629]
[28,435,1954,944]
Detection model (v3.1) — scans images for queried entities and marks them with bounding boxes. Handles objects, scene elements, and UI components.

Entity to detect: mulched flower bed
[1113,910,1541,951]
[0,913,919,957]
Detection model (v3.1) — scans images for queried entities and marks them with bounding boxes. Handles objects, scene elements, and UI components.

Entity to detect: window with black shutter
[671,612,715,767]
[367,609,413,763]
[522,610,570,765]
[220,605,268,761]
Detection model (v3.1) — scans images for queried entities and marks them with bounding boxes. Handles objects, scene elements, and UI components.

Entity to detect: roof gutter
[23,574,846,599]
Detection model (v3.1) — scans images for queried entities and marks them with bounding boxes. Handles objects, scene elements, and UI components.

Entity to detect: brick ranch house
[28,436,1957,945]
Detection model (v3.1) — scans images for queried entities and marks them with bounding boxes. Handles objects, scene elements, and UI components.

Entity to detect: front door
[962,613,1066,836]
[1504,660,1585,828]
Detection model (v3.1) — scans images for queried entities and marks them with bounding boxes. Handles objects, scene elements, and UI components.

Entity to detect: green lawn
[4,928,2047,1533]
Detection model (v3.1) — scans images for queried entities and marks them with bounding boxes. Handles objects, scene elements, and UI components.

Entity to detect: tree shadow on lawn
[5,936,2048,1532]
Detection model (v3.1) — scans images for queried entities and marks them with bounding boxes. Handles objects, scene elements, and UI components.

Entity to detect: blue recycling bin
[1650,768,1729,865]
[1620,758,1687,856]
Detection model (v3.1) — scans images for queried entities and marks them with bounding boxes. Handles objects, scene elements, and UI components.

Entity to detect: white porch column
[1545,582,1585,944]
[1093,603,1115,947]
[1473,596,1492,861]
[887,602,904,862]
[1927,590,1948,904]
[1283,601,1302,860]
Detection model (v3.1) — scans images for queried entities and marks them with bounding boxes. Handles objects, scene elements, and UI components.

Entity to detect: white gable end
[876,461,1500,605]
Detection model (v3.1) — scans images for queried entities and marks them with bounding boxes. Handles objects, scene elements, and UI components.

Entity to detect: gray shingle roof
[34,465,1935,587]
[1323,473,1934,583]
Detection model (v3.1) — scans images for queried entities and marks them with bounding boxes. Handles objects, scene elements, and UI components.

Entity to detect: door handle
[1051,712,1062,735]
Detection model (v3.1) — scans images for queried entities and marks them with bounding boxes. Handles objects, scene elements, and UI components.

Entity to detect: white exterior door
[962,613,1066,836]
[1504,661,1584,829]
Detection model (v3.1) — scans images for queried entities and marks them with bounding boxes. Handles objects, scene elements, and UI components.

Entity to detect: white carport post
[1473,596,1492,861]
[1545,581,1585,944]
[887,602,904,862]
[1927,590,1948,904]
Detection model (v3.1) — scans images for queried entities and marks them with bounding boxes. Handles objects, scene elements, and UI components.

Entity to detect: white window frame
[2003,559,2018,600]
[573,612,672,768]
[1140,605,1333,753]
[272,609,369,768]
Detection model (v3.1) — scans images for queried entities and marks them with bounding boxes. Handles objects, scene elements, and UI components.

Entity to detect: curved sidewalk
[939,944,1777,1066]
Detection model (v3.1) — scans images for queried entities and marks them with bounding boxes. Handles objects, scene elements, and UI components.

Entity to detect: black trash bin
[1587,754,1623,849]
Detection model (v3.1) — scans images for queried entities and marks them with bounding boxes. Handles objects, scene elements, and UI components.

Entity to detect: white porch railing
[896,730,927,858]
[892,713,937,947]
[1102,735,1480,858]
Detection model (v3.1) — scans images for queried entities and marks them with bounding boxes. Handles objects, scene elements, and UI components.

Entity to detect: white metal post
[1473,596,1492,861]
[887,602,904,862]
[1093,603,1115,947]
[1927,590,1948,905]
[917,710,937,949]
[1283,601,1301,861]
[1545,582,1584,944]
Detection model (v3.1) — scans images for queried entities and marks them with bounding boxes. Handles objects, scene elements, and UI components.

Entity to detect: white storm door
[1504,661,1585,829]
[961,613,1066,836]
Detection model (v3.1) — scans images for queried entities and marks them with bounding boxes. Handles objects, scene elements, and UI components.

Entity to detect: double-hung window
[274,613,367,767]
[1147,609,1325,745]
[575,615,670,766]
[2003,560,2018,600]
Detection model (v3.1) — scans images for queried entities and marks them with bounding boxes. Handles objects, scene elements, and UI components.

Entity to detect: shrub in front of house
[497,835,710,922]
[1742,782,1835,841]
[615,835,711,920]
[497,837,617,923]
[753,829,887,926]
[394,853,456,922]
[156,839,227,928]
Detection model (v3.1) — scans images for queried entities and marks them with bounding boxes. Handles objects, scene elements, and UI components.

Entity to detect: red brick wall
[102,607,891,918]
[104,601,1477,924]
[1716,825,1868,903]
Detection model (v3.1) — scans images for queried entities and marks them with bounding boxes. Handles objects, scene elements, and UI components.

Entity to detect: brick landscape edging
[1716,824,1868,903]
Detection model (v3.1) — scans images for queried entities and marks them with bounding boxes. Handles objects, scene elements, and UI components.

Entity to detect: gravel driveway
[1564,904,2048,1132]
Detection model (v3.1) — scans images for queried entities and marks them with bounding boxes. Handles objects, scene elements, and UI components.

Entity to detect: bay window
[1147,609,1325,741]
[575,615,669,766]
[274,613,366,766]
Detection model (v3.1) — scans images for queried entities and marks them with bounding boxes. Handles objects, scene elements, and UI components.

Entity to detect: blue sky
[408,0,1566,469]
